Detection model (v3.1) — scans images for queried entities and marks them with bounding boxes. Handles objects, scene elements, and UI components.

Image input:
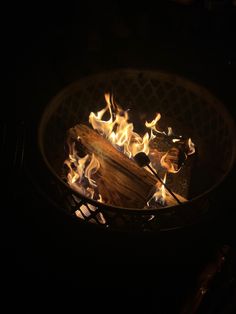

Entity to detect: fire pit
[38,69,236,231]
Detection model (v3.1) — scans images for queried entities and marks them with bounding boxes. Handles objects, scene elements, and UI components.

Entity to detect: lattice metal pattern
[39,70,235,231]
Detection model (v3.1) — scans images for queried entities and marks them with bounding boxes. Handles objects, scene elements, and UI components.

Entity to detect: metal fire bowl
[38,69,236,232]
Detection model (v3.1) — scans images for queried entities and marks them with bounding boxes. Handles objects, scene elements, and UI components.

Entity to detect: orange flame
[160,150,181,174]
[64,144,101,200]
[89,92,153,158]
[187,138,195,155]
[65,92,195,208]
[147,173,167,206]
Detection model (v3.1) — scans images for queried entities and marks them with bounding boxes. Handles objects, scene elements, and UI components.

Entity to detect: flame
[172,138,180,143]
[147,173,167,206]
[64,154,89,184]
[64,143,101,199]
[145,115,173,137]
[89,92,152,158]
[65,92,196,210]
[160,150,181,174]
[159,173,167,203]
[187,138,195,155]
[85,153,100,187]
[145,113,161,132]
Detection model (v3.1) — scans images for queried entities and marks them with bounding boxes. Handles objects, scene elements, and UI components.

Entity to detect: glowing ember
[64,92,195,208]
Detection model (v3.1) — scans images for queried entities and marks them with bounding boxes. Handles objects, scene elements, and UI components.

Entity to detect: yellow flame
[65,92,196,209]
[64,143,100,199]
[167,127,173,136]
[160,152,180,174]
[89,93,152,158]
[145,114,173,138]
[160,173,167,201]
[187,138,195,155]
[145,113,161,132]
[172,138,180,143]
[85,153,100,187]
[148,173,167,206]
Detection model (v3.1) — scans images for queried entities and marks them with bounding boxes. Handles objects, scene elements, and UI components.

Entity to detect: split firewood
[67,124,189,208]
[68,124,157,208]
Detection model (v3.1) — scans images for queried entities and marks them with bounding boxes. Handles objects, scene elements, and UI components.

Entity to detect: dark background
[11,1,236,312]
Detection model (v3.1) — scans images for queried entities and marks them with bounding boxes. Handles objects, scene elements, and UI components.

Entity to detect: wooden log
[68,124,157,208]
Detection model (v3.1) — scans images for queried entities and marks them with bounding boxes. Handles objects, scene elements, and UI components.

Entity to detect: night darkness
[10,1,236,312]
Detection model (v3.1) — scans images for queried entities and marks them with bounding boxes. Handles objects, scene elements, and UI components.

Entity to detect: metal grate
[38,69,236,232]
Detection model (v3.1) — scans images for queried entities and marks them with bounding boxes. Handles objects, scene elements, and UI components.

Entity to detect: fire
[187,138,195,155]
[64,149,101,200]
[85,153,100,187]
[148,173,167,206]
[64,92,195,208]
[89,92,152,158]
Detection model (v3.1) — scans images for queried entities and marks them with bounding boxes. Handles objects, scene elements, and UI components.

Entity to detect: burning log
[67,124,188,208]
[68,124,158,208]
[64,93,193,208]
